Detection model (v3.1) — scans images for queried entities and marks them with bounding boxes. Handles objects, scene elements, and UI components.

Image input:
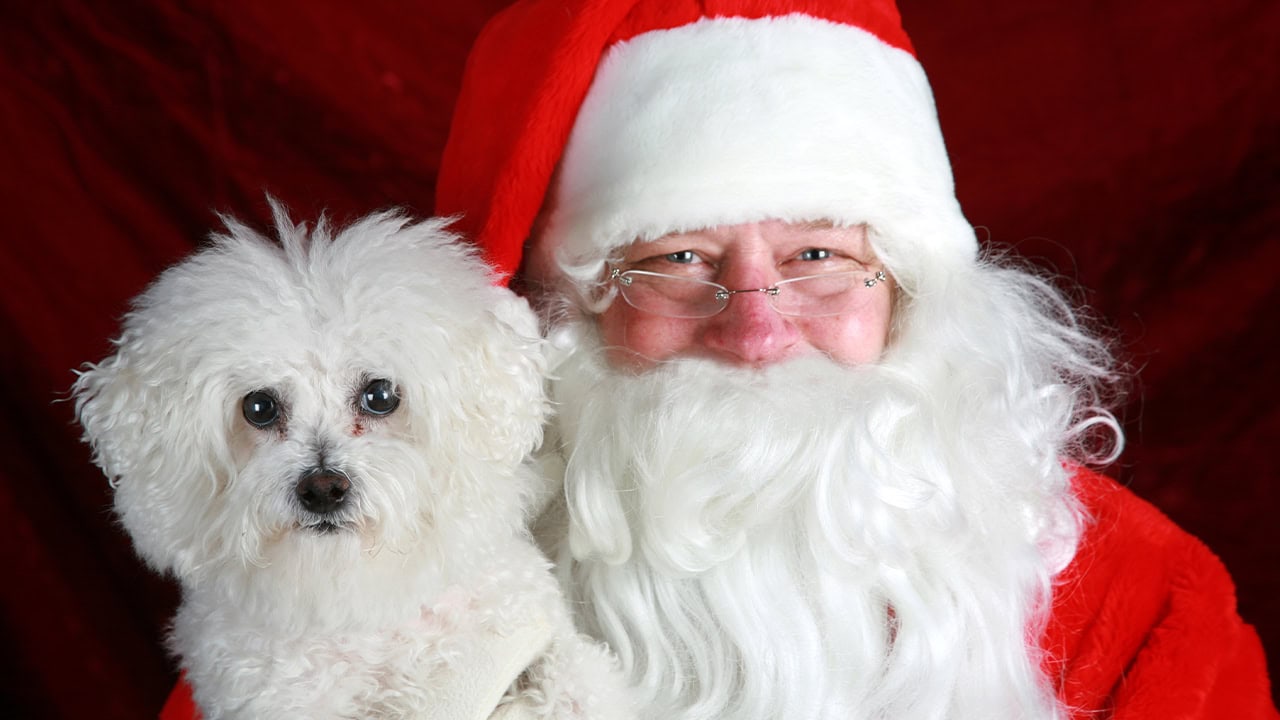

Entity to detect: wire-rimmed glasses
[609,267,889,319]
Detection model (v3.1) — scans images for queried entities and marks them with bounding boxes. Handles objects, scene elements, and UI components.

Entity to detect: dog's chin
[294,519,358,536]
[304,521,350,535]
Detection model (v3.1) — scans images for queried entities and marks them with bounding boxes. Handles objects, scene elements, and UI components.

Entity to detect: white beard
[539,318,1083,720]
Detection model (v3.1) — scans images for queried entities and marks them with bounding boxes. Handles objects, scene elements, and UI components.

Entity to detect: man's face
[597,220,893,370]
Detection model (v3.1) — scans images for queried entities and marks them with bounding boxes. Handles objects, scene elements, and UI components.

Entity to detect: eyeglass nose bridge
[713,286,781,302]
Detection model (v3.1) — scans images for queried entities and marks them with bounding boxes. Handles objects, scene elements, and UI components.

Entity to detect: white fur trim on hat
[538,13,977,287]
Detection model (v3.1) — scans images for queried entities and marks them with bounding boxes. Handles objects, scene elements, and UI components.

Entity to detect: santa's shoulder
[1043,467,1276,718]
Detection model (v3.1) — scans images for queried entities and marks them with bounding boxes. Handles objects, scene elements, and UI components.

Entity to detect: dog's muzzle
[296,469,351,516]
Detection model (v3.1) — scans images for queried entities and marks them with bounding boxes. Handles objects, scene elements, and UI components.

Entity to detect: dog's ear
[72,333,234,579]
[455,288,550,469]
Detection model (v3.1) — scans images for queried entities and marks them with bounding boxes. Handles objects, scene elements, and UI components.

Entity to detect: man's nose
[700,267,801,366]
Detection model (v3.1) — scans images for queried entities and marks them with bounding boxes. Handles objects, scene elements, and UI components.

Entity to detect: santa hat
[436,0,976,288]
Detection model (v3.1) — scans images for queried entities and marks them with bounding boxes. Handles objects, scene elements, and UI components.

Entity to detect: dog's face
[231,370,409,537]
[74,206,547,581]
[219,346,425,556]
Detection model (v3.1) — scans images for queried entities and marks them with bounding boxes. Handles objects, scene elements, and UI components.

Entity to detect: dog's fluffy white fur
[73,204,627,719]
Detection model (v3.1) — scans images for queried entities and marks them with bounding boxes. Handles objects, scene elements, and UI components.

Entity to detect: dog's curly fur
[73,203,627,719]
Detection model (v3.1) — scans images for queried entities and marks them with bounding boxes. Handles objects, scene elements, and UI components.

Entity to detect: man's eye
[798,248,833,261]
[626,248,714,277]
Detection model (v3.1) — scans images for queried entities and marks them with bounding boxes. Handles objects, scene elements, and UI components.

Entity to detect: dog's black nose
[296,471,351,514]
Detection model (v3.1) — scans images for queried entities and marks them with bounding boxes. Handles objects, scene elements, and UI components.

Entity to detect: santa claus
[433,0,1276,718]
[157,0,1274,718]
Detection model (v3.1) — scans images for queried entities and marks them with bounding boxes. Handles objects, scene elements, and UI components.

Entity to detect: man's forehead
[627,220,868,250]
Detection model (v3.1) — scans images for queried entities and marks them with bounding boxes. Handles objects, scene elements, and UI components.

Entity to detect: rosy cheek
[804,300,892,365]
[599,304,693,369]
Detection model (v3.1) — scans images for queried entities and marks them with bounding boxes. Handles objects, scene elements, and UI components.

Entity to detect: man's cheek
[599,307,681,369]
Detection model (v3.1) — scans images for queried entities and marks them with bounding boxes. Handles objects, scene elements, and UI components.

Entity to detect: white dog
[73,203,628,719]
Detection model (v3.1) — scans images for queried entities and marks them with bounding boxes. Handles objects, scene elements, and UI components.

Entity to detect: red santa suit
[1044,469,1274,718]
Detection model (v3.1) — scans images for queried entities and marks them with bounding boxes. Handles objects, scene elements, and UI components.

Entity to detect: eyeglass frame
[606,266,889,319]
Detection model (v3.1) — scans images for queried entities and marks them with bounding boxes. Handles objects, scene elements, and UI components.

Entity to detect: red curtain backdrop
[1,1,1276,716]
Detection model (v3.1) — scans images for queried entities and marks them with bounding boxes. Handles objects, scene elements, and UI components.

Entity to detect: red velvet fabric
[1,1,1276,717]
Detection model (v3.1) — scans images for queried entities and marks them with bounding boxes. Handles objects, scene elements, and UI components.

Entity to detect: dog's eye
[242,390,281,428]
[359,379,400,416]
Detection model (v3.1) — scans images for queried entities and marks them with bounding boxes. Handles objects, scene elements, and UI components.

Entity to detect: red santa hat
[437,0,976,288]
